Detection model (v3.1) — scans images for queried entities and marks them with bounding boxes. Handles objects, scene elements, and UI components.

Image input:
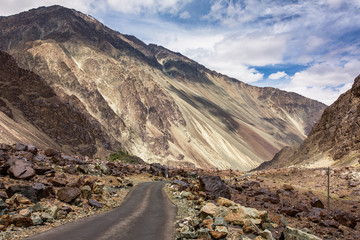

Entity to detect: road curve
[25,181,176,240]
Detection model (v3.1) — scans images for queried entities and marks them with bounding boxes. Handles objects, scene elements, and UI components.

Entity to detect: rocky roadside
[166,170,360,240]
[0,142,168,239]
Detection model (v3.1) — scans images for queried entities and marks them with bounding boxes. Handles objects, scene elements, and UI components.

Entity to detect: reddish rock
[280,207,301,217]
[89,199,103,208]
[44,148,60,157]
[283,184,294,191]
[57,187,81,203]
[8,159,35,179]
[199,175,230,200]
[333,209,357,228]
[310,198,324,209]
[47,178,67,187]
[12,214,33,227]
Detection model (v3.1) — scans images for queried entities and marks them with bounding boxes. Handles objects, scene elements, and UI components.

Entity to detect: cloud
[105,0,192,15]
[179,10,191,19]
[282,59,360,105]
[268,71,288,80]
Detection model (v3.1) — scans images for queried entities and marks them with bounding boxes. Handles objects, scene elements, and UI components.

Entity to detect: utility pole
[327,167,330,218]
[229,169,232,186]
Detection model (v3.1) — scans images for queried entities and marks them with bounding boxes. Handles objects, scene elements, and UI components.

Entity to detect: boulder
[12,214,33,227]
[149,163,170,178]
[27,145,38,155]
[199,175,231,200]
[242,180,261,189]
[280,207,301,217]
[225,211,245,225]
[14,143,27,152]
[93,180,105,194]
[89,199,103,208]
[210,226,228,239]
[0,150,9,161]
[310,198,324,209]
[30,213,43,225]
[282,226,321,240]
[8,159,35,179]
[333,209,357,228]
[57,187,81,203]
[200,202,218,219]
[217,197,236,207]
[44,148,60,157]
[81,185,92,199]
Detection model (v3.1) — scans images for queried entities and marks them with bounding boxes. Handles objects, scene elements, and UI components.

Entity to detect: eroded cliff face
[256,75,360,170]
[0,50,121,155]
[0,5,327,170]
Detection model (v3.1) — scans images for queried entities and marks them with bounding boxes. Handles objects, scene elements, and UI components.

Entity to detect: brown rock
[8,159,35,179]
[200,203,218,219]
[333,209,357,228]
[310,198,324,209]
[89,199,103,208]
[44,148,60,157]
[283,184,294,191]
[210,226,228,239]
[12,214,33,227]
[57,187,81,203]
[199,175,230,200]
[48,178,67,187]
[224,211,245,225]
[243,220,257,234]
[217,197,235,207]
[203,218,214,231]
[280,207,301,217]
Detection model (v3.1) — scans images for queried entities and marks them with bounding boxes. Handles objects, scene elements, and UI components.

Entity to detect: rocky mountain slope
[0,5,326,170]
[256,75,360,170]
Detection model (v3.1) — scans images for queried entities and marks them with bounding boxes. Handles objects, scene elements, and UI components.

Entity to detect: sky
[1,0,360,105]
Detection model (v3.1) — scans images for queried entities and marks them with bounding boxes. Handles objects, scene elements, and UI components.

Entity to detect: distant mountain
[0,5,326,170]
[256,75,360,170]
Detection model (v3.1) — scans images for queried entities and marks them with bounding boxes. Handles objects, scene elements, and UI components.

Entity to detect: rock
[44,148,60,157]
[98,164,111,175]
[27,145,38,155]
[33,166,53,175]
[202,218,214,231]
[93,180,105,194]
[180,191,191,198]
[310,198,324,209]
[200,203,218,219]
[47,206,59,219]
[8,159,35,179]
[56,210,68,219]
[19,208,31,217]
[210,226,228,239]
[260,229,274,240]
[61,206,73,213]
[30,213,43,225]
[89,199,103,208]
[149,163,170,178]
[0,199,6,210]
[6,193,32,206]
[199,175,231,200]
[12,214,33,227]
[263,195,280,204]
[242,180,261,189]
[282,184,294,191]
[214,217,225,226]
[280,207,301,217]
[197,228,211,238]
[217,197,236,207]
[81,185,92,199]
[307,207,326,223]
[14,143,27,151]
[282,226,321,240]
[47,178,67,187]
[319,219,340,228]
[225,211,245,225]
[41,212,54,223]
[0,144,12,151]
[181,231,197,239]
[0,150,9,161]
[57,187,81,203]
[241,205,267,225]
[32,183,55,199]
[333,209,357,228]
[243,220,257,234]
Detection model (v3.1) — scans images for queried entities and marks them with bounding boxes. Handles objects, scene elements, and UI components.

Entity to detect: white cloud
[268,71,288,80]
[179,11,190,19]
[282,59,360,105]
[105,0,191,15]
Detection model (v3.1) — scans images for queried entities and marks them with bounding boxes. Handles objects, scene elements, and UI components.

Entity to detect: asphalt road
[25,181,176,240]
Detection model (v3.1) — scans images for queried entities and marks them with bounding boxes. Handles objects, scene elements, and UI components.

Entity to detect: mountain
[256,75,360,170]
[0,5,326,170]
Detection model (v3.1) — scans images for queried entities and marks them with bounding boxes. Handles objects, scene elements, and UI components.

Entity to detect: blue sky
[1,0,360,105]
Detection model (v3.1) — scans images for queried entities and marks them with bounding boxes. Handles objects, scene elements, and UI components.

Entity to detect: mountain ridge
[0,5,327,170]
